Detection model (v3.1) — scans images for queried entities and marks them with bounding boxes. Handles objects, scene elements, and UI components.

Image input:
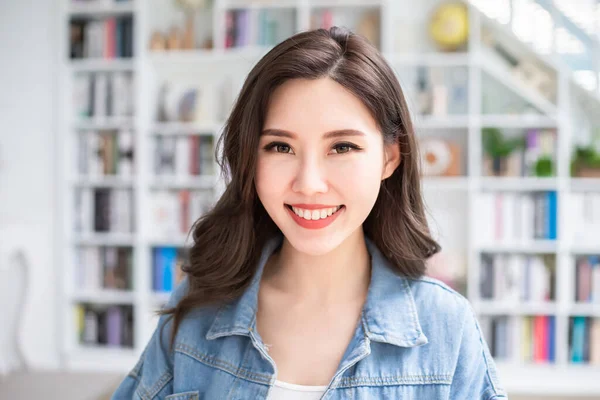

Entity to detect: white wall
[0,0,60,369]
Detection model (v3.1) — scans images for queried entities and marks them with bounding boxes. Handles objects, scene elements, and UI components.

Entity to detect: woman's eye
[334,145,350,154]
[264,142,293,153]
[332,143,358,154]
[276,144,291,153]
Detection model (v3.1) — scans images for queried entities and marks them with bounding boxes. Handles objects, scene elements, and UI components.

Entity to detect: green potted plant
[482,127,526,176]
[571,145,600,177]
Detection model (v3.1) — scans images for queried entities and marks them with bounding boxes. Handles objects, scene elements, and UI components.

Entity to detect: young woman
[112,27,506,400]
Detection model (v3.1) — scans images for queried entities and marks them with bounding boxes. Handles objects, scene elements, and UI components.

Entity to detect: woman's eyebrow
[261,129,366,139]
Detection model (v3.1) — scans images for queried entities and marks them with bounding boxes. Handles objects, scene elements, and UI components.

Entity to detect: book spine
[153,247,162,291]
[590,318,600,364]
[162,247,176,292]
[106,306,122,346]
[180,190,190,234]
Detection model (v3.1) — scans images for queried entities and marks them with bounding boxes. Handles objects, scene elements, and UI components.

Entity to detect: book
[77,304,134,349]
[70,16,134,60]
[480,254,553,302]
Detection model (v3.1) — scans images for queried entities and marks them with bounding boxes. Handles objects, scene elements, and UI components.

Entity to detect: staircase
[471,0,600,96]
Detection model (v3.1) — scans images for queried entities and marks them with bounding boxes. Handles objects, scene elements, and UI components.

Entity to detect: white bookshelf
[57,0,600,395]
[59,0,143,372]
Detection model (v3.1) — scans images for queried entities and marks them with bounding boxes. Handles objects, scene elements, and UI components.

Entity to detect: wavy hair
[161,27,441,343]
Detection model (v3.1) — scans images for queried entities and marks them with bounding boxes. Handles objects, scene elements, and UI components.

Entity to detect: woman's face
[255,77,400,255]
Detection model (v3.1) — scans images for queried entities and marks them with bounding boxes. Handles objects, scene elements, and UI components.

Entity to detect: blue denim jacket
[112,235,507,399]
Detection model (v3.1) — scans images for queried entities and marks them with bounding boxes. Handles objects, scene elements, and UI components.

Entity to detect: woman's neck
[261,230,371,306]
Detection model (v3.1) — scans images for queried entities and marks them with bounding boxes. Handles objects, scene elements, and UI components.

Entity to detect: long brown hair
[161,27,441,342]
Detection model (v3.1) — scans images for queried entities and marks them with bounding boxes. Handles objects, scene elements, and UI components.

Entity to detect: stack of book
[75,188,134,233]
[575,255,600,303]
[571,193,600,243]
[480,315,556,363]
[152,247,188,292]
[224,8,295,48]
[76,304,134,348]
[73,72,135,118]
[477,191,558,243]
[77,130,134,176]
[150,190,213,238]
[70,15,134,59]
[154,135,214,177]
[75,246,132,290]
[480,254,555,302]
[569,316,600,364]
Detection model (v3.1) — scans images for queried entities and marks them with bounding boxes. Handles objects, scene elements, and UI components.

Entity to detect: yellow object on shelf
[429,2,469,51]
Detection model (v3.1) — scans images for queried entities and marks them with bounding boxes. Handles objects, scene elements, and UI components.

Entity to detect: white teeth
[290,205,342,221]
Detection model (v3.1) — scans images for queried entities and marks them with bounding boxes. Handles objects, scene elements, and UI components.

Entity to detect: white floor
[0,372,598,400]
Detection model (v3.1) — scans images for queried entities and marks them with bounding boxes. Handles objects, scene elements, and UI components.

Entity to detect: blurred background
[1,0,600,398]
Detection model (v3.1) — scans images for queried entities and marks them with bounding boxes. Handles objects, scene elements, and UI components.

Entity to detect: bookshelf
[57,0,600,395]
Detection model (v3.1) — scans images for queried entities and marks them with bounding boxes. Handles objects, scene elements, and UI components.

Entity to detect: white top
[268,379,328,400]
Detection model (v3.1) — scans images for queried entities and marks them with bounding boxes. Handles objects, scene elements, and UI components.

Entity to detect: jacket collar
[206,234,428,348]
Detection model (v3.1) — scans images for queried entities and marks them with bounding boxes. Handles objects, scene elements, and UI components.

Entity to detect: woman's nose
[291,156,328,195]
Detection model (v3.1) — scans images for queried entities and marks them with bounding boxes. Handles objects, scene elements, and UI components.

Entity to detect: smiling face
[255,77,400,256]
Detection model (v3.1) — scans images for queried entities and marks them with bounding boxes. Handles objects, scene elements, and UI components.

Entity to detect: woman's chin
[282,232,346,256]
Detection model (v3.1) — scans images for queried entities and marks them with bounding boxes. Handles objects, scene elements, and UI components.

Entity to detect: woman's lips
[285,204,345,230]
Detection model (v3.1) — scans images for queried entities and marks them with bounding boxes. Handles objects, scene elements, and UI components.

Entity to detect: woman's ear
[382,142,401,180]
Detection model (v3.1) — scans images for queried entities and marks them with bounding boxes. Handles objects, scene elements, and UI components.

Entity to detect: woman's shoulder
[159,277,223,344]
[405,275,474,326]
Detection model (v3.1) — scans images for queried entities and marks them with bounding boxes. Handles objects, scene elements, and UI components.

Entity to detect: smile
[285,204,345,230]
[288,205,342,220]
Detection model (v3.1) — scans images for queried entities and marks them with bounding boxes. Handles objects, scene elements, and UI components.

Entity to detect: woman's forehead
[264,78,379,138]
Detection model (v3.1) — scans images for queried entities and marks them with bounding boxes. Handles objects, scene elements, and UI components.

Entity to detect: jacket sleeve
[449,300,508,400]
[111,279,189,400]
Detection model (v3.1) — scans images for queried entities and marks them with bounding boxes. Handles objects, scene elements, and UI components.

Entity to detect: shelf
[496,363,600,396]
[68,1,135,17]
[422,176,469,191]
[570,178,600,192]
[474,300,557,316]
[218,0,300,9]
[149,47,270,70]
[70,58,135,72]
[385,52,469,67]
[480,177,558,191]
[477,240,558,254]
[71,289,135,305]
[65,346,139,373]
[148,235,192,248]
[414,115,469,129]
[150,176,218,190]
[152,121,223,135]
[74,117,134,130]
[308,0,385,8]
[72,176,134,188]
[569,303,600,317]
[570,245,600,255]
[481,114,557,128]
[73,233,135,246]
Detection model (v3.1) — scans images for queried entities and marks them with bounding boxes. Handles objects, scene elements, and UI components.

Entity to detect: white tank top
[268,379,328,400]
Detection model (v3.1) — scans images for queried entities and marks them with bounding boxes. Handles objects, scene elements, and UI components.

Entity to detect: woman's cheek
[256,158,292,195]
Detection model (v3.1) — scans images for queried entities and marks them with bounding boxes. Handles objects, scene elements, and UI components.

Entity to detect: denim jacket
[112,235,507,399]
